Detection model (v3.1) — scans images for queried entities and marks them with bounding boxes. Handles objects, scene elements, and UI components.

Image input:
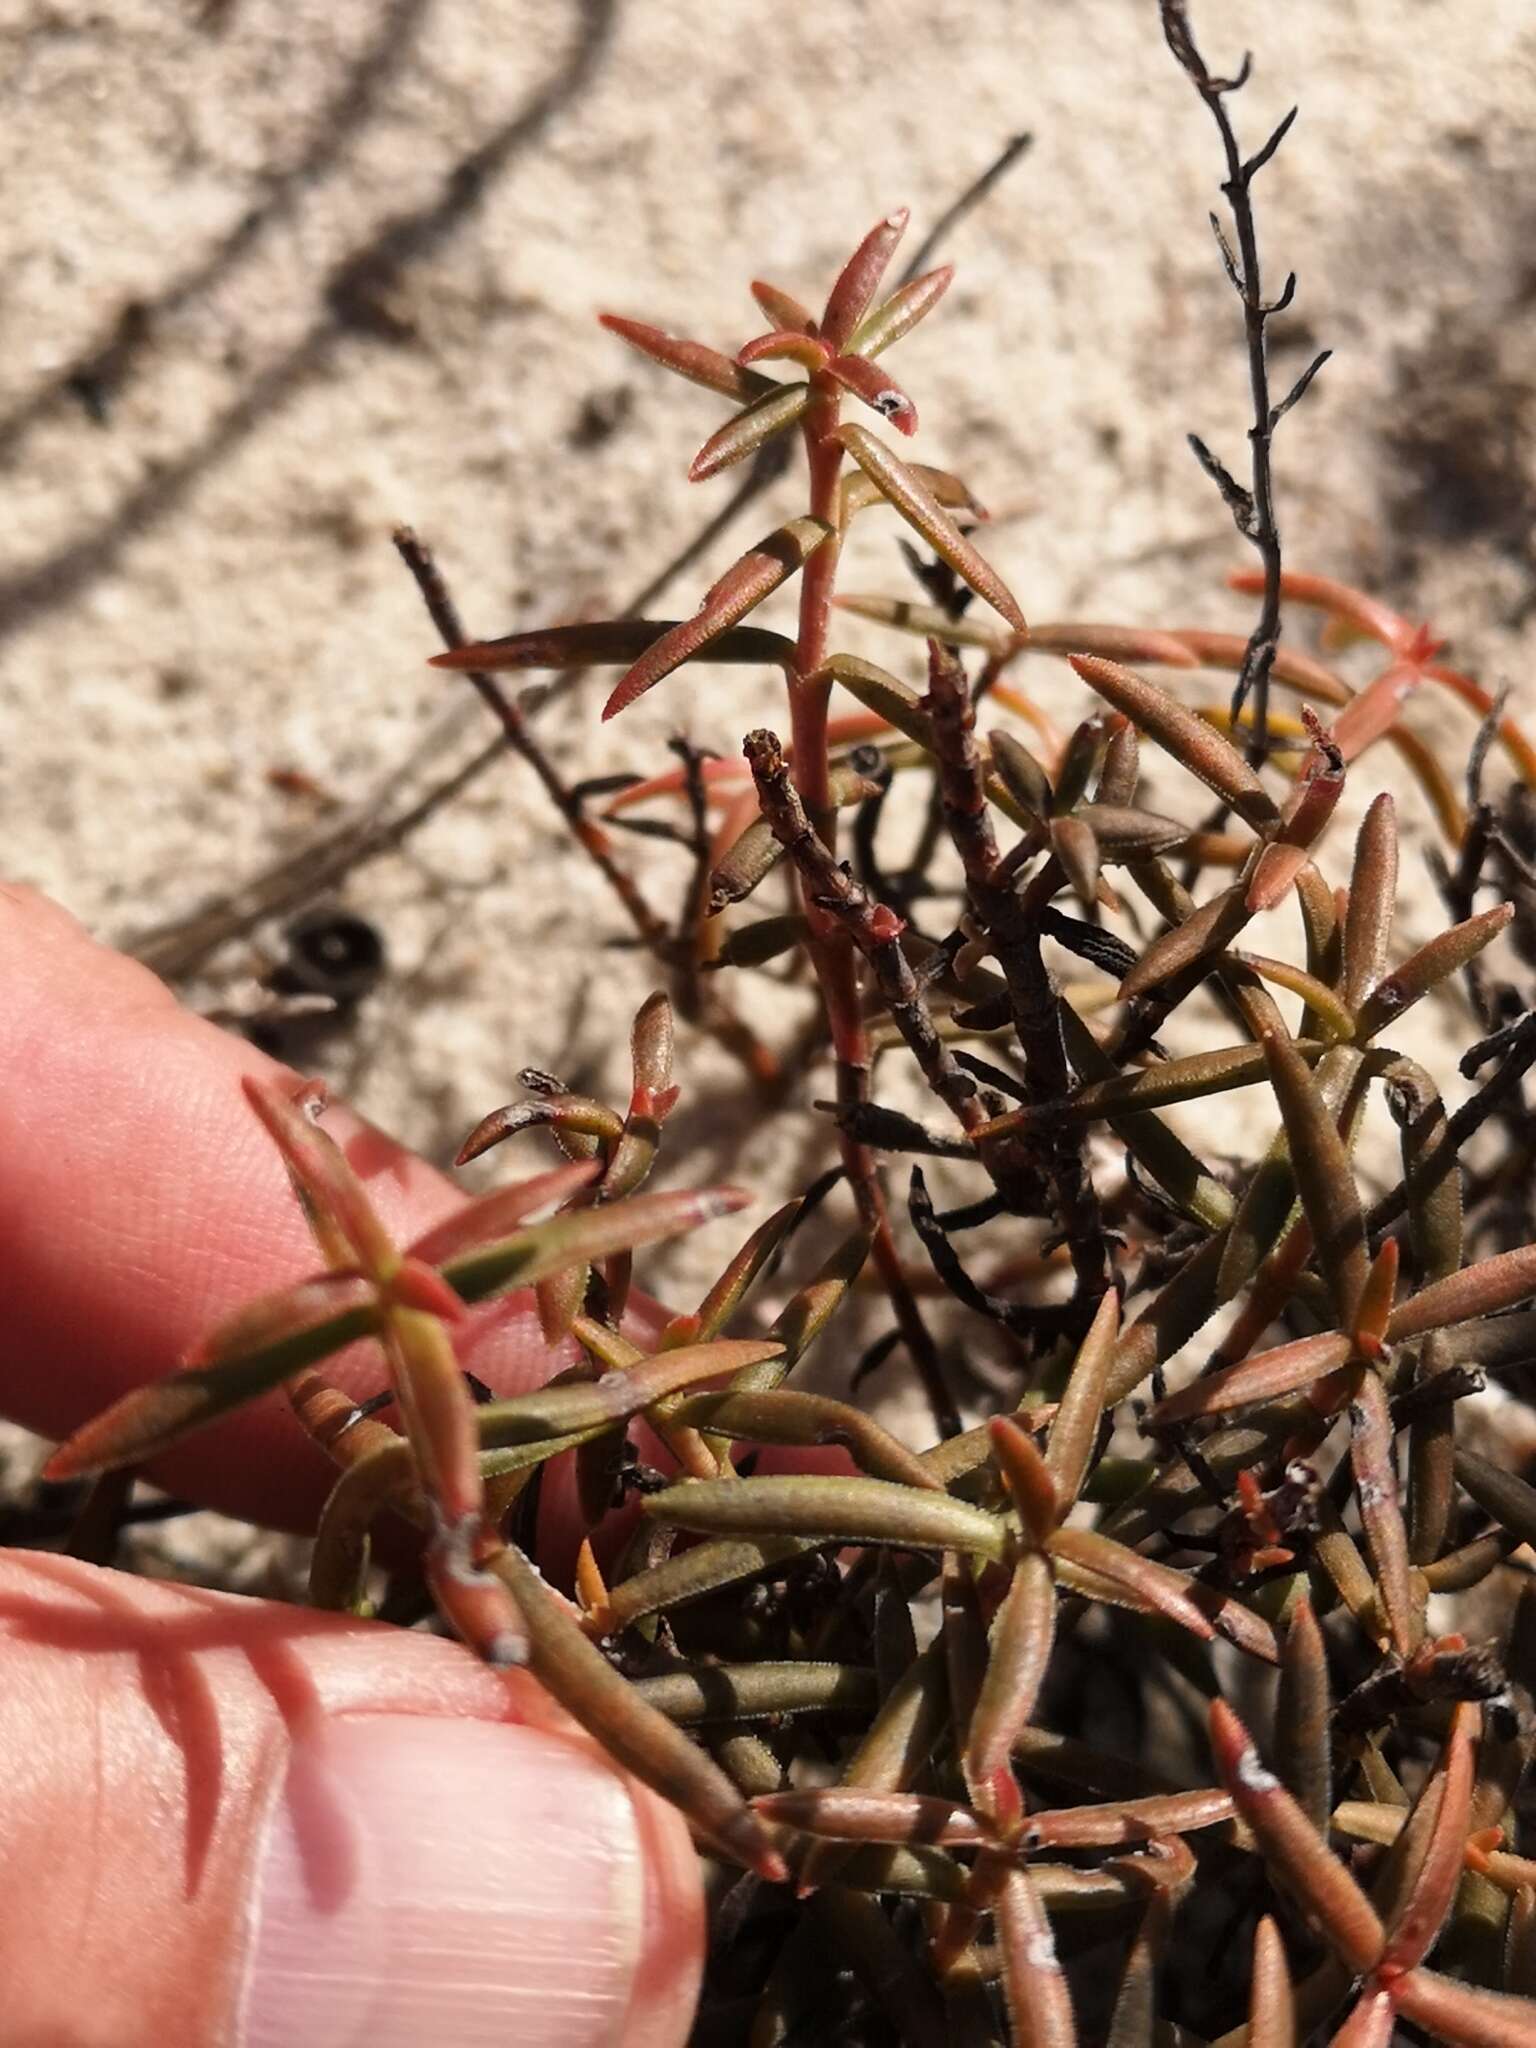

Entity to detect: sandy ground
[3,1,1536,1573]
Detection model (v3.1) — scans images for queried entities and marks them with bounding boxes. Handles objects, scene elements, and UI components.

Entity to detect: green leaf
[475,1338,782,1447]
[429,619,794,677]
[642,1472,1010,1559]
[491,1543,788,1882]
[443,1184,753,1303]
[849,264,954,359]
[44,1275,379,1480]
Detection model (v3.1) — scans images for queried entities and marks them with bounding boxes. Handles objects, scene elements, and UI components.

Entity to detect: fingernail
[240,1713,671,2048]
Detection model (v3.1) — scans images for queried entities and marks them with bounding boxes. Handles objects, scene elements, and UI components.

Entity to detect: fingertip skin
[0,1551,704,2048]
[0,887,564,1530]
[0,902,715,2043]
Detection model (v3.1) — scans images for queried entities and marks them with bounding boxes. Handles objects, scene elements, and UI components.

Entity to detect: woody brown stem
[744,729,982,1138]
[923,641,1111,1311]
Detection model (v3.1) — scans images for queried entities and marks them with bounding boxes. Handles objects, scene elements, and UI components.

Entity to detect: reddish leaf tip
[1208,1696,1256,1780]
[389,1255,467,1323]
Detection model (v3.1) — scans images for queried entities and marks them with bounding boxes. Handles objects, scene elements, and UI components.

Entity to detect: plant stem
[788,384,960,1437]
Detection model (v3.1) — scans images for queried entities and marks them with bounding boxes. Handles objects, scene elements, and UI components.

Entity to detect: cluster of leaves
[40,7,1536,2044]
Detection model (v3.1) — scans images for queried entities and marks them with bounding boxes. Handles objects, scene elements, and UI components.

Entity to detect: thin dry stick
[1161,0,1329,762]
[404,529,779,1087]
[393,527,672,952]
[898,132,1034,282]
[123,450,791,980]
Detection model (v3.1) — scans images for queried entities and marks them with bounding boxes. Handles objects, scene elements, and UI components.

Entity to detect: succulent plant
[39,5,1536,2041]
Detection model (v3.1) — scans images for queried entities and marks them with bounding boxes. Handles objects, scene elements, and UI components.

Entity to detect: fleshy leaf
[688,382,813,483]
[383,1304,484,1530]
[599,313,776,401]
[1209,1698,1385,1976]
[1069,655,1281,830]
[825,353,918,434]
[1049,1527,1217,1644]
[833,591,1008,651]
[1341,793,1399,1011]
[708,815,786,912]
[1229,951,1355,1044]
[1260,1028,1368,1327]
[671,1199,803,1344]
[442,1185,754,1303]
[1390,1968,1536,2047]
[641,1473,1010,1560]
[737,328,830,373]
[44,1274,378,1480]
[1044,1287,1121,1514]
[750,279,817,334]
[407,1161,600,1268]
[603,517,829,718]
[1118,883,1250,1003]
[1377,1703,1477,1974]
[1246,712,1345,912]
[1023,1787,1234,1849]
[1348,1370,1417,1659]
[1275,1599,1331,1832]
[967,1550,1056,1785]
[1075,800,1189,858]
[1387,1242,1536,1342]
[994,1868,1080,2048]
[1453,1447,1536,1549]
[1149,1332,1353,1426]
[428,619,794,676]
[849,264,954,359]
[491,1542,788,1883]
[751,1789,989,1849]
[988,1413,1059,1547]
[1246,1918,1296,2048]
[456,1095,625,1166]
[1356,903,1514,1042]
[833,424,1027,630]
[476,1338,783,1446]
[1050,814,1102,907]
[244,1076,396,1281]
[820,208,909,352]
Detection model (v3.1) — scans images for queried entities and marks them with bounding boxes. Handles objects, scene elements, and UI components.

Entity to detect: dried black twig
[923,643,1112,1313]
[394,527,673,951]
[1369,1010,1536,1236]
[1161,0,1330,762]
[898,133,1034,284]
[908,1167,1074,1338]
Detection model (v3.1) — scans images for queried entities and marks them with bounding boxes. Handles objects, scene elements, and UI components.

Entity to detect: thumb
[0,1551,703,2048]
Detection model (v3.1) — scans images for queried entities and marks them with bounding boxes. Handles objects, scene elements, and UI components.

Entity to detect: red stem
[788,380,959,1435]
